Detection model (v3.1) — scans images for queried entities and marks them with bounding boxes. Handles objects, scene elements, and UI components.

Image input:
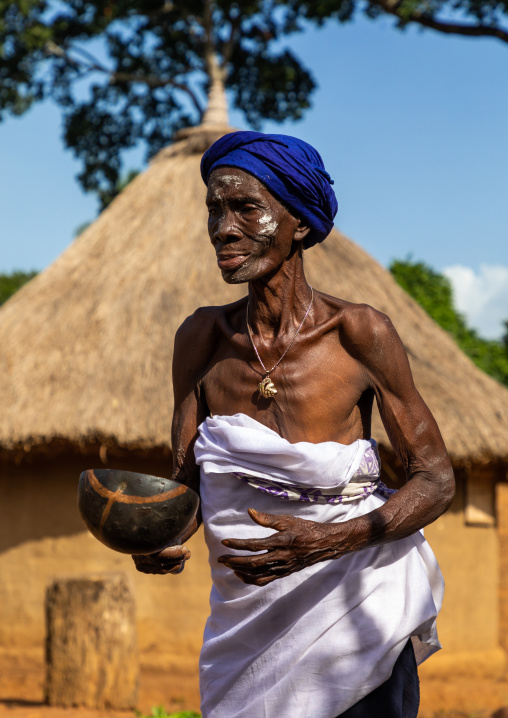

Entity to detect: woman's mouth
[216,254,249,270]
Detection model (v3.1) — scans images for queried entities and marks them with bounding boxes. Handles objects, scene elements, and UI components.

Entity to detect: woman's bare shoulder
[173,298,247,374]
[316,290,393,340]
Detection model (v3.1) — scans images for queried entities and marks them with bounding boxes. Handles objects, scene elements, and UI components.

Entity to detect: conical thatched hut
[1,119,508,694]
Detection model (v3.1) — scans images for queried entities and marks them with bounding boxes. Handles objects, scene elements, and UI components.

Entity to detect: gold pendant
[258,375,277,398]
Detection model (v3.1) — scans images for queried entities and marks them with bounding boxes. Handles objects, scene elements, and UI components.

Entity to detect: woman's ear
[294,220,311,243]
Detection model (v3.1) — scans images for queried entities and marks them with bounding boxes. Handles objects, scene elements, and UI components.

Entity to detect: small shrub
[0,270,38,306]
[136,707,201,718]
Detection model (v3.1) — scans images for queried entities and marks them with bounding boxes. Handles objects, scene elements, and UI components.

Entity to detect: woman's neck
[247,250,312,339]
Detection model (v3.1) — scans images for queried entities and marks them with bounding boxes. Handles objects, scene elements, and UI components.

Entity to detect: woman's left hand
[218,508,345,586]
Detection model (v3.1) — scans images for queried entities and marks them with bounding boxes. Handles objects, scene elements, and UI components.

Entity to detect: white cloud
[443,264,508,340]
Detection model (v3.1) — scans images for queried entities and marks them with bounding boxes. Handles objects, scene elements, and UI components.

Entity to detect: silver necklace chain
[246,286,314,376]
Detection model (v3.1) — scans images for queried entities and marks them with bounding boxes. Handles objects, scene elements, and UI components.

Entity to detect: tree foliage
[2,1,507,208]
[0,270,38,306]
[285,0,508,41]
[0,0,317,207]
[390,258,508,387]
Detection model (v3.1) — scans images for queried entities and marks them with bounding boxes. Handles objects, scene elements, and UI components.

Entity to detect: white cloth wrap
[195,413,444,718]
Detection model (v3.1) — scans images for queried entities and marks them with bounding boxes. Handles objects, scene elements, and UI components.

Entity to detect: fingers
[221,534,285,552]
[133,558,185,575]
[218,510,306,585]
[218,551,279,571]
[247,508,290,531]
[221,512,293,552]
[233,563,292,585]
[234,571,277,586]
[132,545,191,575]
[218,549,302,585]
[167,560,186,575]
[156,545,191,560]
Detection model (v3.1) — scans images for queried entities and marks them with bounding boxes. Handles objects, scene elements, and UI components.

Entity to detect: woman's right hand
[132,544,191,575]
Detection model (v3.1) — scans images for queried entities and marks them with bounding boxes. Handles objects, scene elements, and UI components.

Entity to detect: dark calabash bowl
[77,469,199,555]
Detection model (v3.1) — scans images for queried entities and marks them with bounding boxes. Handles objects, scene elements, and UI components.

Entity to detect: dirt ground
[0,650,508,718]
[0,650,201,718]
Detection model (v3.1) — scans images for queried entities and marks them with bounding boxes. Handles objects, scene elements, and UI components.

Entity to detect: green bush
[0,270,38,306]
[390,258,508,387]
[136,708,201,718]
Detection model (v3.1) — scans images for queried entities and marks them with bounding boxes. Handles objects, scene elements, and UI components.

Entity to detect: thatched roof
[1,126,507,465]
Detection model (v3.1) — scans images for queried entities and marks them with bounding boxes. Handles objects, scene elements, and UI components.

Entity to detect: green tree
[0,0,316,207]
[0,270,38,306]
[76,168,140,212]
[502,320,508,353]
[2,1,507,208]
[287,0,508,42]
[390,258,508,387]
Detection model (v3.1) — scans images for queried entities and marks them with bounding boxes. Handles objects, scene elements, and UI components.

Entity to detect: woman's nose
[212,210,242,245]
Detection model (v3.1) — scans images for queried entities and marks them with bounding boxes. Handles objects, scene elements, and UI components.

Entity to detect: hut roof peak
[201,74,229,127]
[154,75,233,161]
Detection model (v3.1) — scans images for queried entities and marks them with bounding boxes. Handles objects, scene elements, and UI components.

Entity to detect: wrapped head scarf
[200,131,338,249]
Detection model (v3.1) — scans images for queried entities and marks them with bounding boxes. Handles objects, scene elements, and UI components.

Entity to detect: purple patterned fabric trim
[233,443,396,504]
[355,444,381,479]
[374,481,397,499]
[233,474,379,504]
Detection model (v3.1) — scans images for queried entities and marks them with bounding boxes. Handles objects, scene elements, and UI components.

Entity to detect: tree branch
[203,0,215,78]
[70,45,111,73]
[110,72,204,117]
[45,41,109,74]
[222,11,241,69]
[369,0,508,42]
[45,41,204,117]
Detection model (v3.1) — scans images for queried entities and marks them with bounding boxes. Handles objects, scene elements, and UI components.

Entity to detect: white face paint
[258,212,278,235]
[216,174,243,187]
[209,174,242,202]
[211,188,224,202]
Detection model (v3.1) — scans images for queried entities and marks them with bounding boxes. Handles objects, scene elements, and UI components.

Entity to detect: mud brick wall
[497,481,508,651]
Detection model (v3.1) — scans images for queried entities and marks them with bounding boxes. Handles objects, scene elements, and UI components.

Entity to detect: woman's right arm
[132,310,215,575]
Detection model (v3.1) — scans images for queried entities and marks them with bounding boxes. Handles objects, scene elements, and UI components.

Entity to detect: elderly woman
[134,132,454,718]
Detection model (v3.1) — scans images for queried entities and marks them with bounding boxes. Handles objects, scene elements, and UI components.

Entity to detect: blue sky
[1,15,507,336]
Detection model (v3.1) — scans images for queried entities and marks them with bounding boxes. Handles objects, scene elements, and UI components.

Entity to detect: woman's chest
[201,338,370,443]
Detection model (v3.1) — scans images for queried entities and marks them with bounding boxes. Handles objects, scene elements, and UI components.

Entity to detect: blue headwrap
[200,131,338,249]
